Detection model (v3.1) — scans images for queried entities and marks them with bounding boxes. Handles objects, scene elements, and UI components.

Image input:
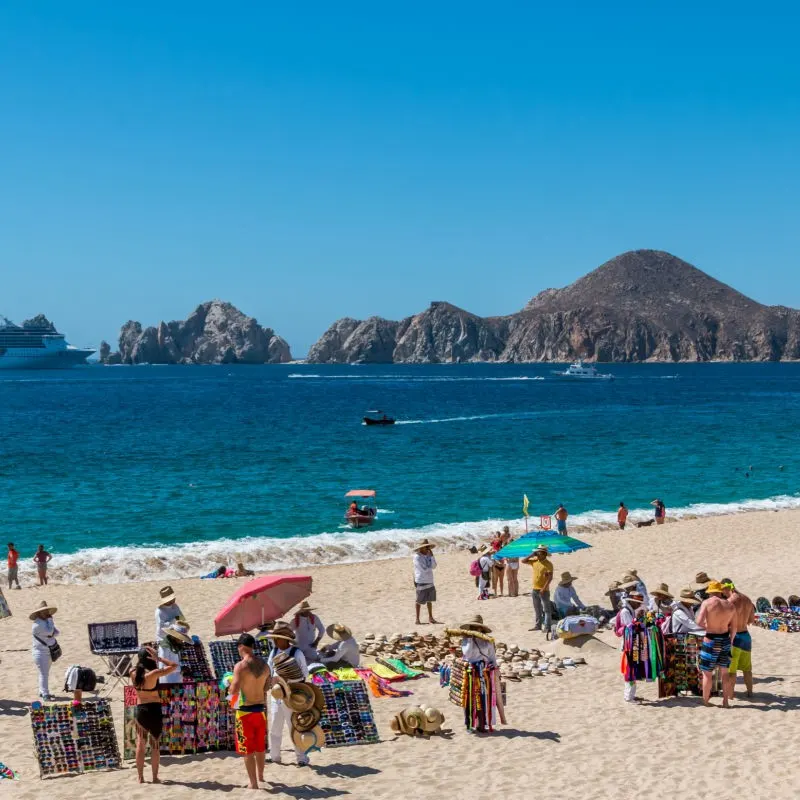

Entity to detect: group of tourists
[7,542,52,589]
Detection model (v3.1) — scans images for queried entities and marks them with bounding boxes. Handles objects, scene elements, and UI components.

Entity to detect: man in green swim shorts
[722,579,755,698]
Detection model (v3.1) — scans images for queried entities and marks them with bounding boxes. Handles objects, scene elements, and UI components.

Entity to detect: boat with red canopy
[345,489,377,528]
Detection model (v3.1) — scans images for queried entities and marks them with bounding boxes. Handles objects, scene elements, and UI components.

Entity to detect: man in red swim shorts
[231,633,270,789]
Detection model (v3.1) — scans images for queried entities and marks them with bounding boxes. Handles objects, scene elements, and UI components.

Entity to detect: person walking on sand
[32,545,52,586]
[721,579,755,699]
[7,543,21,589]
[30,600,60,700]
[231,633,270,789]
[554,504,569,535]
[130,646,178,784]
[413,539,439,624]
[696,581,736,707]
[617,502,628,530]
[522,545,553,632]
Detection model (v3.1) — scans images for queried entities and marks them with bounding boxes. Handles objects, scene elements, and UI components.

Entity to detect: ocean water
[1,362,799,583]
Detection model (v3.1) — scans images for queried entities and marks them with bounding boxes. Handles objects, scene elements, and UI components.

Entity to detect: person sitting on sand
[230,633,270,789]
[663,588,704,634]
[130,646,179,784]
[553,571,585,618]
[722,579,755,699]
[413,539,439,625]
[696,581,736,707]
[319,623,360,668]
[289,601,325,661]
[648,583,673,614]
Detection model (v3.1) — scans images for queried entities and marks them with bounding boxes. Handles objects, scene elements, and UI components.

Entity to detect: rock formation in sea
[102,301,292,365]
[307,250,800,363]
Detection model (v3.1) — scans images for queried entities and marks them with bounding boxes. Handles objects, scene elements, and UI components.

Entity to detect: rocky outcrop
[307,250,800,363]
[103,301,291,365]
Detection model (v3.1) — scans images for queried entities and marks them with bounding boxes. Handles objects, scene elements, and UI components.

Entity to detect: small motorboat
[363,414,395,426]
[345,489,377,528]
[552,360,613,381]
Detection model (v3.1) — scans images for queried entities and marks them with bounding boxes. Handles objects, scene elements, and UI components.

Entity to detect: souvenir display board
[123,682,234,759]
[88,621,138,654]
[209,638,272,679]
[143,640,215,681]
[317,680,379,748]
[31,700,121,779]
[0,587,11,620]
[659,634,702,697]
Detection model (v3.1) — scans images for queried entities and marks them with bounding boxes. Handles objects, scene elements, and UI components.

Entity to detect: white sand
[1,509,799,799]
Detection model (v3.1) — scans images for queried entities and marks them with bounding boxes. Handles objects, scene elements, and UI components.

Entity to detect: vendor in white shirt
[665,588,705,634]
[155,585,186,685]
[289,601,325,662]
[648,583,674,614]
[413,538,439,625]
[319,623,360,668]
[553,571,586,618]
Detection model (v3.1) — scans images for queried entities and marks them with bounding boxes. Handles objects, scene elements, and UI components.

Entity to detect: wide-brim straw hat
[286,683,316,713]
[620,574,639,590]
[292,707,322,733]
[627,592,644,603]
[326,623,352,641]
[271,652,305,683]
[164,623,193,644]
[559,571,577,586]
[651,583,673,599]
[158,585,177,606]
[267,625,296,643]
[628,569,639,577]
[29,600,57,620]
[694,572,714,588]
[705,580,726,595]
[678,588,701,606]
[460,614,491,633]
[291,724,325,754]
[296,601,315,614]
[413,539,436,552]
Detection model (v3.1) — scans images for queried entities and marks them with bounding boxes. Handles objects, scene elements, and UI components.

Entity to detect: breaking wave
[21,493,800,585]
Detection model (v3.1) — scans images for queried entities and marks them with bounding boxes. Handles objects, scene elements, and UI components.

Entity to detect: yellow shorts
[729,646,752,674]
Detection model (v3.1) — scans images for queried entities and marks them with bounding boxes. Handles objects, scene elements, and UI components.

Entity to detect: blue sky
[1,3,798,356]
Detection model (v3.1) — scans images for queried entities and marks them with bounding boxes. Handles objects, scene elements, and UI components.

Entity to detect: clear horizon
[2,3,799,356]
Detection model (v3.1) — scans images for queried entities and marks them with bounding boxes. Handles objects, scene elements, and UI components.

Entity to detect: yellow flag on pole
[522,494,530,518]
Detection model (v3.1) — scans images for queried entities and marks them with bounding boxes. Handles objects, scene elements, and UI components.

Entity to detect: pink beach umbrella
[214,575,313,636]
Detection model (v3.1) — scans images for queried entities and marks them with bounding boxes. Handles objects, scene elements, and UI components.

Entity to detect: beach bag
[35,635,62,662]
[556,615,598,639]
[469,560,482,578]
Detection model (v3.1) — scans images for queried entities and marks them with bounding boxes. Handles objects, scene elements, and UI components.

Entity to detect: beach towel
[310,670,338,684]
[332,667,360,682]
[383,658,425,679]
[367,662,405,681]
[355,668,412,698]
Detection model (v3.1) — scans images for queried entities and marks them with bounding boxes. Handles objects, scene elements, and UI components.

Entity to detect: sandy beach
[2,508,799,800]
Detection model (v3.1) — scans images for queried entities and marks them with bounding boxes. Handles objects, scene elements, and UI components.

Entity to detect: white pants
[624,681,637,702]
[33,648,51,697]
[269,698,308,764]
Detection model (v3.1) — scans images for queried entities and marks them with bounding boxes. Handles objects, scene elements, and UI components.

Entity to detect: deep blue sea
[2,363,799,582]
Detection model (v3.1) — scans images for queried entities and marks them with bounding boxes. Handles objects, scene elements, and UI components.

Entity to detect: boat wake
[23,493,800,585]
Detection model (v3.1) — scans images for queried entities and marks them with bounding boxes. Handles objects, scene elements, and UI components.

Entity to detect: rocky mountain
[307,250,800,363]
[102,301,292,365]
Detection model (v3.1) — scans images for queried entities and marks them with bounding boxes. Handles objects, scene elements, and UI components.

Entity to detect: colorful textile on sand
[367,661,405,681]
[458,661,498,733]
[355,668,412,698]
[0,763,18,780]
[383,658,425,679]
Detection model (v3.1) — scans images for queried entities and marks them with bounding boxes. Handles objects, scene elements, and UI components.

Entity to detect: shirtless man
[230,633,270,789]
[722,578,756,698]
[696,581,736,707]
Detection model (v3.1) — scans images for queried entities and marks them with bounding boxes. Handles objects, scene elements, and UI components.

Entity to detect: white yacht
[552,360,614,381]
[0,316,94,369]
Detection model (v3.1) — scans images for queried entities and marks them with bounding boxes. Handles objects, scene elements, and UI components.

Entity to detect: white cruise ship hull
[0,347,94,369]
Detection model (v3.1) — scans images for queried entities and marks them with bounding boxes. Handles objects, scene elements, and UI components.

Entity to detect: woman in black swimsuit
[129,646,178,784]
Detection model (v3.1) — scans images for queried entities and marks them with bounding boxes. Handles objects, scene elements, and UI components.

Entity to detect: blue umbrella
[494,532,591,558]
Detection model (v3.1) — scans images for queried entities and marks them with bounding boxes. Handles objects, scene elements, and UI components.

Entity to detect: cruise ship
[0,316,95,369]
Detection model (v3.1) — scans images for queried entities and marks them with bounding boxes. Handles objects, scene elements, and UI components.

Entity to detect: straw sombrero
[620,574,639,590]
[694,572,714,589]
[460,614,491,634]
[559,571,577,586]
[326,623,352,641]
[291,707,322,732]
[267,624,296,643]
[533,545,549,555]
[291,725,325,754]
[295,601,315,614]
[158,585,177,606]
[678,588,701,606]
[285,683,316,713]
[650,583,673,599]
[627,592,644,603]
[413,539,436,552]
[164,622,193,645]
[271,652,305,684]
[29,600,57,621]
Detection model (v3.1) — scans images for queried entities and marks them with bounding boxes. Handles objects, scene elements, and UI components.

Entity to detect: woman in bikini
[129,646,178,784]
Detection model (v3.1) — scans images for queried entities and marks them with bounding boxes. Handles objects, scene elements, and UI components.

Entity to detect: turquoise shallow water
[1,362,799,582]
